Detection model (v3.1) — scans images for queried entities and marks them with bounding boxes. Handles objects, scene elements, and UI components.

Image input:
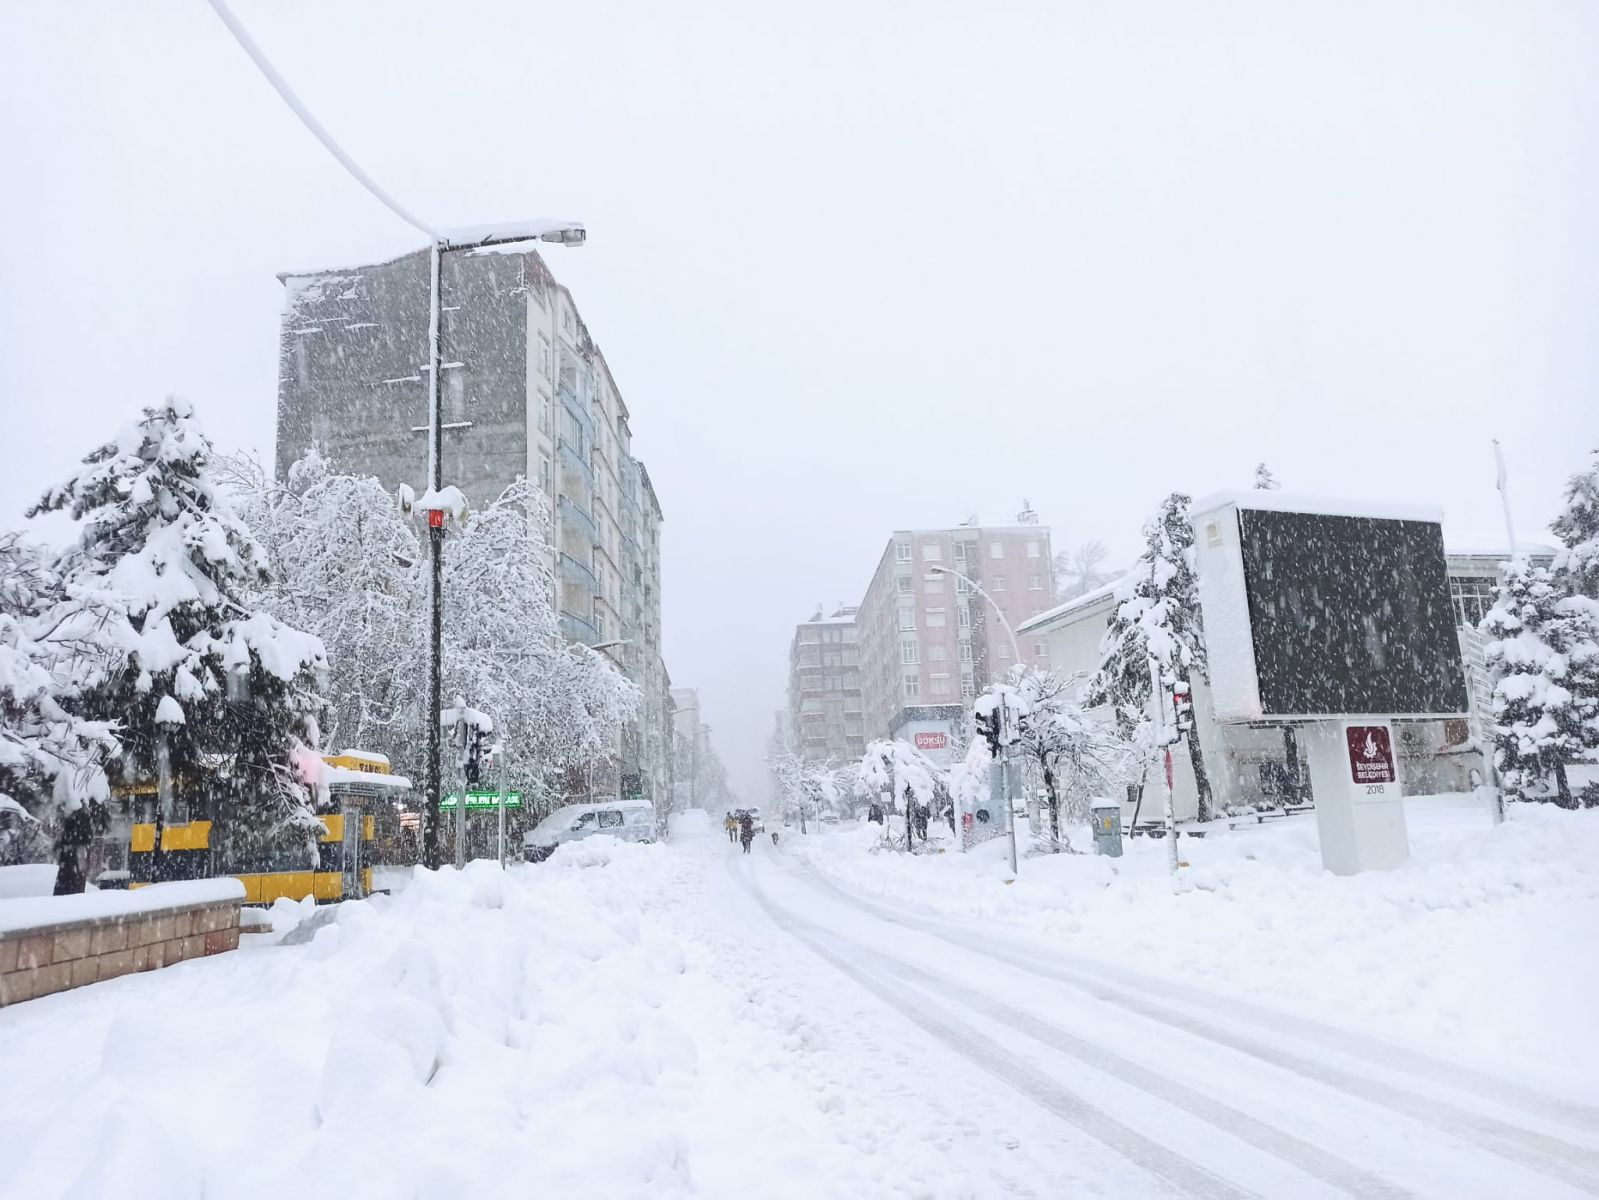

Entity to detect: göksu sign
[913,732,948,751]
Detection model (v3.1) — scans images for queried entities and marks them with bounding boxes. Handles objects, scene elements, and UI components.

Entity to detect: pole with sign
[1149,657,1180,874]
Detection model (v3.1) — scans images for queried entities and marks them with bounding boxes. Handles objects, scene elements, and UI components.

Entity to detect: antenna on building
[1018,499,1039,525]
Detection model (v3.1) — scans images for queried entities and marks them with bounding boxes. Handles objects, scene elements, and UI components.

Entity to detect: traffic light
[1172,683,1193,733]
[974,706,1001,756]
[464,727,486,786]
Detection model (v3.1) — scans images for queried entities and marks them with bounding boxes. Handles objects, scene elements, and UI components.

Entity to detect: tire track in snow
[729,856,1253,1200]
[787,858,1599,1196]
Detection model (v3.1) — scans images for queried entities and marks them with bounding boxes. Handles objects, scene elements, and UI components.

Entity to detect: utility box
[1091,798,1123,857]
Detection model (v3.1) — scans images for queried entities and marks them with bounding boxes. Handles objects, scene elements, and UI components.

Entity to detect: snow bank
[791,796,1599,1084]
[0,878,244,934]
[0,863,56,899]
[0,843,874,1197]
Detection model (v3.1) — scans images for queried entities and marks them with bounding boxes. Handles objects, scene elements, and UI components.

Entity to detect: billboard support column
[1305,719,1410,875]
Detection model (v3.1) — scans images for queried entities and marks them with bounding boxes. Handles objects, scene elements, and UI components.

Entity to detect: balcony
[560,610,600,645]
[559,552,598,593]
[558,382,594,441]
[557,438,593,487]
[557,494,599,545]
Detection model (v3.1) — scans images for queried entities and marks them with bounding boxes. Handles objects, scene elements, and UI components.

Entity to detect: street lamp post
[414,222,586,871]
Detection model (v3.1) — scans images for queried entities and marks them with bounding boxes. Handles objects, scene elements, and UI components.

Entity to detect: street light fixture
[925,564,1023,661]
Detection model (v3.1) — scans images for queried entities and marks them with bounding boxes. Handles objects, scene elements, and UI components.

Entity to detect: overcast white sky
[2,1,1596,800]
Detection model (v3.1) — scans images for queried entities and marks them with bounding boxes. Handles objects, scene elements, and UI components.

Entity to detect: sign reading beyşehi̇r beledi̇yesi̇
[1344,726,1396,785]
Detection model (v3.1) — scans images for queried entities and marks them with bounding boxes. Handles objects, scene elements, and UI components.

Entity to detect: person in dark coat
[739,812,755,853]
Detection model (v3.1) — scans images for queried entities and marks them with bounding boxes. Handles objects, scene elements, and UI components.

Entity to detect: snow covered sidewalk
[788,796,1599,1090]
[0,823,1083,1199]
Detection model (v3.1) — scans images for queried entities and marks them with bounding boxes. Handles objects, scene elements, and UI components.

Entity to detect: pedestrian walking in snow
[739,813,755,853]
[725,812,738,843]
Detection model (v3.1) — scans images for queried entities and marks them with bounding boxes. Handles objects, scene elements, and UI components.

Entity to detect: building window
[960,680,974,700]
[896,542,912,563]
[1029,575,1042,591]
[958,605,971,629]
[993,577,1007,591]
[990,542,1004,559]
[928,644,948,662]
[926,608,947,628]
[903,675,920,700]
[1449,576,1496,628]
[898,608,916,631]
[960,642,973,662]
[922,542,942,562]
[900,639,920,665]
[923,575,945,593]
[539,391,553,434]
[954,541,969,561]
[538,334,551,378]
[563,307,576,335]
[930,674,952,697]
[896,575,912,594]
[1027,541,1041,559]
[1034,641,1048,658]
[539,453,552,496]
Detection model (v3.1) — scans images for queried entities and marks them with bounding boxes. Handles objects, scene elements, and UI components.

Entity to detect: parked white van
[522,800,656,862]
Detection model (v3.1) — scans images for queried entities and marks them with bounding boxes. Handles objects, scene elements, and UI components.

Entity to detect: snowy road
[724,838,1599,1200]
[4,822,1598,1199]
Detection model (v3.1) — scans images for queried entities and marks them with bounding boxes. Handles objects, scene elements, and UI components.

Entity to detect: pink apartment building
[856,520,1055,764]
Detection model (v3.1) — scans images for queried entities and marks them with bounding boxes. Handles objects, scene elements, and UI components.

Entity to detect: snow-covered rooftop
[1016,577,1123,633]
[1191,489,1446,525]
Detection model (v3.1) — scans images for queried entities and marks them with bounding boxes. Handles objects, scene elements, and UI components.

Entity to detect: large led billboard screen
[1192,494,1468,721]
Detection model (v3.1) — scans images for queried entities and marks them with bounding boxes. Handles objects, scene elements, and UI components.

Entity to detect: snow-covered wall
[0,879,245,1006]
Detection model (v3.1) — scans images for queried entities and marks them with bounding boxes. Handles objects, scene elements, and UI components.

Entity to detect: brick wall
[0,897,242,1007]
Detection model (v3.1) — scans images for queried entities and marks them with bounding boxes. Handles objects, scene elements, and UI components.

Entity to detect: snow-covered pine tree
[0,534,119,874]
[1480,557,1599,807]
[29,400,327,888]
[1552,447,1599,601]
[1253,463,1282,490]
[1084,492,1215,820]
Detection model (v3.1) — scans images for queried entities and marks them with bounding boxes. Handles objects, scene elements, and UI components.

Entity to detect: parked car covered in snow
[522,800,656,862]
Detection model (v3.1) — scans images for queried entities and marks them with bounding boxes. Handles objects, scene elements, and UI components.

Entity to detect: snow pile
[791,797,1599,1084]
[0,843,880,1198]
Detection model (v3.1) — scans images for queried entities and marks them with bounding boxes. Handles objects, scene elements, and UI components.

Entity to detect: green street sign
[440,791,523,810]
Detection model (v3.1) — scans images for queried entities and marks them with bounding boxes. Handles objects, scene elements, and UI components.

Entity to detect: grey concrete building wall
[276,247,538,510]
[275,247,671,806]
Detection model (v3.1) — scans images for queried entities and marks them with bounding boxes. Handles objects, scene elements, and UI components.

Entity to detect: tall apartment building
[786,605,866,765]
[857,519,1056,763]
[274,246,671,805]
